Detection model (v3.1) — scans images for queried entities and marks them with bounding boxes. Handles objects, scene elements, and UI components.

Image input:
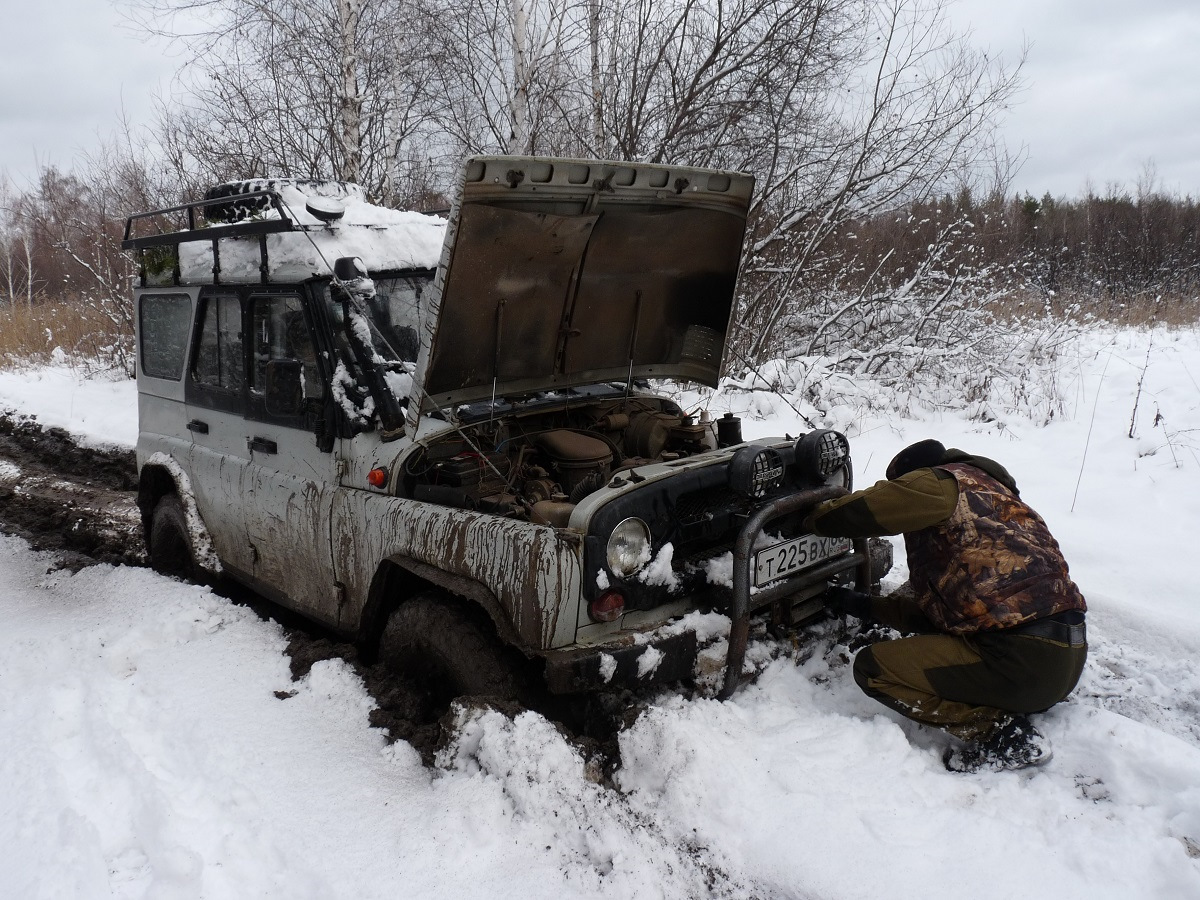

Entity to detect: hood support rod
[490,298,506,424]
[624,289,643,398]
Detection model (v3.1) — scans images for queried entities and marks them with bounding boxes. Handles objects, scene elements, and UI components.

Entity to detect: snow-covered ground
[1,328,1199,898]
[0,358,136,449]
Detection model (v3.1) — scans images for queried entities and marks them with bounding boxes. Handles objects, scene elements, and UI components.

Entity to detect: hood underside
[415,156,754,413]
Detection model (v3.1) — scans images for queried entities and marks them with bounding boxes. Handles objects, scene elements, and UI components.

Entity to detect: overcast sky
[0,1,176,187]
[954,0,1200,198]
[2,0,1199,199]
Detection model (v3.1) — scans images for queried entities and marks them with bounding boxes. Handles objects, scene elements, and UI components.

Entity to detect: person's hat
[886,439,946,480]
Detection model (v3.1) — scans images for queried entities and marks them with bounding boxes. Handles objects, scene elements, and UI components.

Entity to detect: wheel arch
[137,454,223,576]
[358,556,526,664]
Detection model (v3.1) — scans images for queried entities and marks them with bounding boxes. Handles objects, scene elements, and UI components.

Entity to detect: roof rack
[122,189,298,287]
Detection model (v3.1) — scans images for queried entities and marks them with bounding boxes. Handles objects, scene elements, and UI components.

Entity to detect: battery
[433,452,511,492]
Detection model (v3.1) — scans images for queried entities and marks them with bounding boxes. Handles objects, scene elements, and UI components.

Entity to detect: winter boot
[943,715,1053,773]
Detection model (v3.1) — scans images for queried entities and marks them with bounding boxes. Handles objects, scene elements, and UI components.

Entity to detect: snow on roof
[178,179,446,283]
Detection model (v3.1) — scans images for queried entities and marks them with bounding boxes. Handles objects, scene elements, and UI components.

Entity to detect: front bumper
[546,487,871,696]
[543,521,869,695]
[721,486,870,698]
[543,629,699,693]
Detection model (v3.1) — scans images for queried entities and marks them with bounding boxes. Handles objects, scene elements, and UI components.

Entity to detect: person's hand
[825,585,872,619]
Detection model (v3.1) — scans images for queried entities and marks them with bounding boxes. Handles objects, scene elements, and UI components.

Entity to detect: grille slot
[675,486,738,527]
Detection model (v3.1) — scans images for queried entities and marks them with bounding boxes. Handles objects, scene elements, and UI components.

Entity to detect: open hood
[413,156,754,415]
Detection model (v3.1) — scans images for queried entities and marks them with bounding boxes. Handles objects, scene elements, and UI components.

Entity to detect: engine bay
[402,396,721,523]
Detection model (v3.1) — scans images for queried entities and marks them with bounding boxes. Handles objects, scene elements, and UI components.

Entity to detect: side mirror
[264,358,305,418]
[333,256,368,281]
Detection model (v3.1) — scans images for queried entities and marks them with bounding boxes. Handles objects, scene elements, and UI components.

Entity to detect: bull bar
[719,485,870,699]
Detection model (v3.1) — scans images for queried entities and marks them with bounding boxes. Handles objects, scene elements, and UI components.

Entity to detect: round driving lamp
[795,429,851,485]
[729,446,786,499]
[606,517,652,577]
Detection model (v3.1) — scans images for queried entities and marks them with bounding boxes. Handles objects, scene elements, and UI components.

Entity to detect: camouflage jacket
[808,457,1086,633]
[906,463,1086,633]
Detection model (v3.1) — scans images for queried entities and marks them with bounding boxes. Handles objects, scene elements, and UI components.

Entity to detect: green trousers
[852,595,1087,741]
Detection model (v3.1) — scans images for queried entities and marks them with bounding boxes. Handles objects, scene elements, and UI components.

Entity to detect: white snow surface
[636,542,681,590]
[0,362,136,448]
[2,327,1200,897]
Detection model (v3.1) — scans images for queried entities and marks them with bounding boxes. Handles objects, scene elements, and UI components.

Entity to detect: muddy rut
[0,409,461,757]
[0,411,143,568]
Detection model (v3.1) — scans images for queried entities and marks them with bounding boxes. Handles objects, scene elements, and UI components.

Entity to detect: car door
[241,290,341,626]
[185,289,256,575]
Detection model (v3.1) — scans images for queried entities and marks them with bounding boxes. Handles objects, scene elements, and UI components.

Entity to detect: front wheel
[378,592,526,710]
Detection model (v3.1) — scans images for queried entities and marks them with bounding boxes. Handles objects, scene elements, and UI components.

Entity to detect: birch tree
[11,163,141,370]
[130,0,1023,376]
[416,0,587,156]
[0,178,36,309]
[560,0,1022,368]
[133,0,432,202]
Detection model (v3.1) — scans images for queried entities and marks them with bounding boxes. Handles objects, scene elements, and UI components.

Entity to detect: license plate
[754,534,852,587]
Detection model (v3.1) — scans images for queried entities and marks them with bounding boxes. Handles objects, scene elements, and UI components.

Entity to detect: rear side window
[192,294,244,391]
[139,294,192,380]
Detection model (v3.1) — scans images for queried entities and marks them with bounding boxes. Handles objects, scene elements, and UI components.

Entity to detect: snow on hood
[178,179,446,282]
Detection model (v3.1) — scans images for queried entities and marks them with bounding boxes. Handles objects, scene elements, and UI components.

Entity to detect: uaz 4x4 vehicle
[126,156,880,702]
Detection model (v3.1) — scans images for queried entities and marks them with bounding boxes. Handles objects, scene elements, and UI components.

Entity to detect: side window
[192,294,244,391]
[139,293,192,380]
[250,294,326,406]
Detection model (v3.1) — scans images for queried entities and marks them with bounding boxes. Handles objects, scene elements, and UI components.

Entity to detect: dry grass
[0,297,133,372]
[987,286,1200,329]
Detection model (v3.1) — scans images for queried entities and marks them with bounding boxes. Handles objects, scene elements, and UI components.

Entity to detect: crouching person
[806,440,1087,772]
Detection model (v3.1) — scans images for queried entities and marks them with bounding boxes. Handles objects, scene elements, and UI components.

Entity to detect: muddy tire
[379,593,525,709]
[149,494,197,581]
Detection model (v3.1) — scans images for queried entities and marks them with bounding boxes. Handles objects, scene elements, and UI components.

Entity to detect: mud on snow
[0,409,652,766]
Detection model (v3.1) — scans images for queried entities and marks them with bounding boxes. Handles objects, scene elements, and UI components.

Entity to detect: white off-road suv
[126,156,878,702]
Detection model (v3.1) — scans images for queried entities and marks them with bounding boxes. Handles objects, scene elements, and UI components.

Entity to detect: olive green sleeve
[804,468,959,537]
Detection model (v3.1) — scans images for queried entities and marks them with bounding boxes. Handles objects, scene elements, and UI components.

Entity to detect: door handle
[186,419,209,434]
[248,437,278,454]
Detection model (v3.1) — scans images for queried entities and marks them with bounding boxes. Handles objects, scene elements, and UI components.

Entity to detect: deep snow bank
[0,542,735,898]
[1,326,1198,898]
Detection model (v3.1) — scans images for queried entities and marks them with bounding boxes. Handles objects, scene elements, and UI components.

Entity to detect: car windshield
[362,272,433,364]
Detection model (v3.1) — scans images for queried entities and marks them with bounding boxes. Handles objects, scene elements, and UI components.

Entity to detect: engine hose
[568,472,606,504]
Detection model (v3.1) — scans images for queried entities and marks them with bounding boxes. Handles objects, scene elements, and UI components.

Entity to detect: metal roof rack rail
[122,189,298,287]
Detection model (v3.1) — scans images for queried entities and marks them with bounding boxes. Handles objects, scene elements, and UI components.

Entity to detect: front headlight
[607,517,652,577]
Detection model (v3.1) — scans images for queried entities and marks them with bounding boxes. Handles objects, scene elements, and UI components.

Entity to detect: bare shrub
[9,169,136,373]
[0,128,172,373]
